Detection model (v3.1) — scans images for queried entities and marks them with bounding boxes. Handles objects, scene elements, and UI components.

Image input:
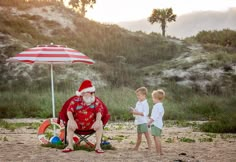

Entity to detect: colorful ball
[102,141,110,145]
[50,136,62,145]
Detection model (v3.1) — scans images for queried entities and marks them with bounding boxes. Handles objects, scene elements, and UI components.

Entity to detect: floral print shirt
[67,96,104,130]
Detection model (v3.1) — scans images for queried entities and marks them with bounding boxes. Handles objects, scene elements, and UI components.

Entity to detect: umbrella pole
[50,64,56,136]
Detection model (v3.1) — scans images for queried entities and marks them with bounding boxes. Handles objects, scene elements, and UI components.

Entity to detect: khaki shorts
[137,123,148,133]
[151,125,162,137]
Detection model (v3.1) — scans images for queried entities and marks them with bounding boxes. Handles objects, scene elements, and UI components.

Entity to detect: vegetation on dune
[0,0,64,9]
[196,29,236,47]
[1,83,235,133]
[0,2,185,89]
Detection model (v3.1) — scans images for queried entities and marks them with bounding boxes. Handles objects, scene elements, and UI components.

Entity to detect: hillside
[0,2,185,91]
[0,1,236,95]
[1,2,236,94]
[143,42,236,95]
[118,8,236,38]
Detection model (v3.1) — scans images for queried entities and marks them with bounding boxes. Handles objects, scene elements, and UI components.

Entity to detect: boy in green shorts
[130,87,151,150]
[147,89,165,155]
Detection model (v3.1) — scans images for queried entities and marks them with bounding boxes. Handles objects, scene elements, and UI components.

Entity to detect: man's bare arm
[96,112,102,121]
[67,111,78,130]
[67,111,74,120]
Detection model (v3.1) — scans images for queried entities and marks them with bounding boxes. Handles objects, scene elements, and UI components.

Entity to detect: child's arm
[147,106,158,126]
[130,108,144,116]
[147,118,154,127]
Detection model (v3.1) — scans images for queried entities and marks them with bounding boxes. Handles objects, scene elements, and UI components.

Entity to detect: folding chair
[57,95,110,147]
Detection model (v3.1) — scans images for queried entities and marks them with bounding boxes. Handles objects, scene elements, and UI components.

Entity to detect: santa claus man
[62,80,109,153]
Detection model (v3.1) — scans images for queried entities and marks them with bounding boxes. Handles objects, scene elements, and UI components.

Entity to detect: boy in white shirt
[147,89,165,156]
[130,87,151,150]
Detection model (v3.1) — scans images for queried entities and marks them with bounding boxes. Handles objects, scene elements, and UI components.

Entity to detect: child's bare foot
[155,151,163,156]
[132,147,139,151]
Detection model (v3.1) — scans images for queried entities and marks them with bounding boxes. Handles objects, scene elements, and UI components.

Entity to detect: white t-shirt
[134,99,149,125]
[150,102,164,129]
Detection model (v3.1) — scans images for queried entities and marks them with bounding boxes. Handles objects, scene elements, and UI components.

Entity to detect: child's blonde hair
[135,87,148,96]
[152,89,165,101]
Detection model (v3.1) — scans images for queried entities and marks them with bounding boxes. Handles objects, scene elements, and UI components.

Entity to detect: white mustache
[83,96,95,105]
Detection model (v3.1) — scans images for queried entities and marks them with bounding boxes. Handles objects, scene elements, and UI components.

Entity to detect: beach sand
[0,119,235,162]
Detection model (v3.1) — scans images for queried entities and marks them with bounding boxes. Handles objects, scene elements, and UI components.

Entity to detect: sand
[0,119,235,162]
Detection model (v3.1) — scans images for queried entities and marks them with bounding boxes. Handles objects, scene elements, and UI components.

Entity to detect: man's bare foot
[62,147,74,153]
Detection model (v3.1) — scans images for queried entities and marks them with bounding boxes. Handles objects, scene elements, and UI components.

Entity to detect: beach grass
[0,119,40,131]
[0,84,236,133]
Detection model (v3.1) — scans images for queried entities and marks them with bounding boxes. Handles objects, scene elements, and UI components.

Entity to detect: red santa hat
[76,80,95,96]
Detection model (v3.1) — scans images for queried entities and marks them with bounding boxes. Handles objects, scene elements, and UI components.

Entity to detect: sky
[84,0,236,23]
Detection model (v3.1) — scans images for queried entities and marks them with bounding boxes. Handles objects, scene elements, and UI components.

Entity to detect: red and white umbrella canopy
[6,44,95,123]
[7,44,95,64]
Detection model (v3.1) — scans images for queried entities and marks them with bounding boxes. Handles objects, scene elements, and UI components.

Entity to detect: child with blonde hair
[147,89,165,155]
[130,87,151,150]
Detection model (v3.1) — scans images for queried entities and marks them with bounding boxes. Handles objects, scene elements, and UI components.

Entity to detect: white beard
[83,95,95,105]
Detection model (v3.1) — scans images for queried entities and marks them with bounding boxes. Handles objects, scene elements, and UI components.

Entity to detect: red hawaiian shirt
[67,96,104,130]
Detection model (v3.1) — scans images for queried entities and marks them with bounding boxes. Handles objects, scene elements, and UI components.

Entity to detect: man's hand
[68,119,78,130]
[67,111,78,130]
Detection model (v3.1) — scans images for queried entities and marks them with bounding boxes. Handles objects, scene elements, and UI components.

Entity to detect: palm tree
[148,8,176,37]
[69,0,96,17]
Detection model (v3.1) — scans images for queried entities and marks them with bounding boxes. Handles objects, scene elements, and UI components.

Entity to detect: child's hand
[147,119,154,127]
[129,107,135,113]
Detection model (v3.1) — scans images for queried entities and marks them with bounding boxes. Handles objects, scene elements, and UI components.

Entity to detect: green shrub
[195,29,236,47]
[199,114,236,133]
[180,137,195,143]
[165,138,174,143]
[198,137,213,142]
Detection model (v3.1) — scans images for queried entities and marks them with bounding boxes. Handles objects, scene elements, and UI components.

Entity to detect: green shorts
[137,123,148,133]
[151,125,162,137]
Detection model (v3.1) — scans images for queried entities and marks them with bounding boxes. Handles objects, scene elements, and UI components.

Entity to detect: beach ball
[102,141,110,145]
[50,136,62,145]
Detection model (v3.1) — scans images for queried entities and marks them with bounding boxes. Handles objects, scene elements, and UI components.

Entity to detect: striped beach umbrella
[7,44,95,120]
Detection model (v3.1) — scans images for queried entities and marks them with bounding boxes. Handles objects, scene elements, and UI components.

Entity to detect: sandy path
[0,119,235,162]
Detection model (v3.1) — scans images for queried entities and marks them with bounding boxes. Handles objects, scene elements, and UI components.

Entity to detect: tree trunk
[161,21,166,37]
[162,27,165,37]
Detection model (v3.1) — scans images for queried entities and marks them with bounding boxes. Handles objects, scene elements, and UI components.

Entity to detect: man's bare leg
[65,120,76,150]
[93,121,103,151]
[95,125,103,150]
